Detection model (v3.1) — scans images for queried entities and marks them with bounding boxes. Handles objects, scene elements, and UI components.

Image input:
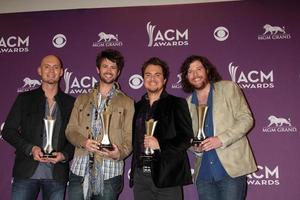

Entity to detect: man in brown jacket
[66,49,134,200]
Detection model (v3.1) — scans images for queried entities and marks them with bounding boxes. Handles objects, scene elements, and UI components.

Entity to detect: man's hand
[144,135,160,150]
[31,146,48,163]
[200,136,222,151]
[81,139,100,153]
[47,152,66,164]
[96,144,120,160]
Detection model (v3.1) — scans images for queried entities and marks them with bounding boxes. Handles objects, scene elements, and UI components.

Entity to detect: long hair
[180,55,222,93]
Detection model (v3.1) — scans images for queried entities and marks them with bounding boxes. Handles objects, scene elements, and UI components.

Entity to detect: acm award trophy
[141,119,157,173]
[43,116,56,158]
[99,110,114,150]
[192,104,208,146]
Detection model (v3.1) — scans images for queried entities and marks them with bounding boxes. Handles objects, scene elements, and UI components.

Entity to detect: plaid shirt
[71,156,123,180]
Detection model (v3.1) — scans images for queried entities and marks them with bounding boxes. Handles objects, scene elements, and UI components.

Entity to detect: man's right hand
[31,146,48,163]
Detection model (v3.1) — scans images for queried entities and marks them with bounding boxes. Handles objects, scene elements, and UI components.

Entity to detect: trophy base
[192,138,204,146]
[140,154,153,174]
[42,153,56,158]
[100,144,114,151]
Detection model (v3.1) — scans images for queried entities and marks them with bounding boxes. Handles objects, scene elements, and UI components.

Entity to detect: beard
[99,73,116,84]
[191,77,209,91]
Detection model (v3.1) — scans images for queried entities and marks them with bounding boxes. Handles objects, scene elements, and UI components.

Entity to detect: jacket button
[86,127,89,130]
[87,113,90,116]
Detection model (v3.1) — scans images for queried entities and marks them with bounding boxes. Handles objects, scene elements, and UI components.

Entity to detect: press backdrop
[1,1,300,199]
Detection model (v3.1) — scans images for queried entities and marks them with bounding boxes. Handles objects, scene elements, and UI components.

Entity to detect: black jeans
[133,168,183,200]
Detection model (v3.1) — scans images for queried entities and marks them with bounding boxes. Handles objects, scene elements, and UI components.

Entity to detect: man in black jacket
[2,55,75,200]
[130,57,193,200]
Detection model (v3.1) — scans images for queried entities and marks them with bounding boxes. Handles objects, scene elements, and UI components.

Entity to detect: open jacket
[2,87,75,182]
[187,81,257,181]
[130,91,194,188]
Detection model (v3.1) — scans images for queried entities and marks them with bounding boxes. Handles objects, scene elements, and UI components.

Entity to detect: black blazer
[130,92,193,188]
[2,87,75,182]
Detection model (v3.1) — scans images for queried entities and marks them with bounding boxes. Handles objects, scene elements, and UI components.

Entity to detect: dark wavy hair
[180,55,222,93]
[96,49,124,71]
[141,57,169,80]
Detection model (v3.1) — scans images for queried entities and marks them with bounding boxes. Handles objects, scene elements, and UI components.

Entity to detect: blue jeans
[196,175,247,200]
[11,178,66,200]
[68,172,123,200]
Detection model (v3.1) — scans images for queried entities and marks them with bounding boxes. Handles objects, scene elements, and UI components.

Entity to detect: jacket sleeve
[65,96,88,148]
[59,97,75,162]
[217,82,254,148]
[2,94,34,156]
[118,98,134,160]
[156,97,194,154]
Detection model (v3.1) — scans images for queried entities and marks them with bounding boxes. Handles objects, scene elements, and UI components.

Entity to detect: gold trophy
[43,116,56,158]
[141,119,157,173]
[192,104,208,145]
[99,111,113,150]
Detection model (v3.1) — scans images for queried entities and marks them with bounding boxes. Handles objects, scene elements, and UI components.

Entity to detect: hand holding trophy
[141,118,157,173]
[192,104,208,146]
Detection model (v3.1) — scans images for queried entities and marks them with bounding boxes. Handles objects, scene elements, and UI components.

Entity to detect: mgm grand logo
[92,32,123,47]
[263,115,297,133]
[258,24,291,40]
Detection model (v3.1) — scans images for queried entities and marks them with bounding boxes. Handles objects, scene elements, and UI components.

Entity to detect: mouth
[104,73,113,78]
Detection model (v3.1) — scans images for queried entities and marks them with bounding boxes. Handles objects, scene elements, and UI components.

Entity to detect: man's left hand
[47,152,66,164]
[97,144,120,160]
[200,136,222,151]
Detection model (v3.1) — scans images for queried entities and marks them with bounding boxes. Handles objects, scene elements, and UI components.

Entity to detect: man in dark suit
[130,57,193,200]
[2,55,75,200]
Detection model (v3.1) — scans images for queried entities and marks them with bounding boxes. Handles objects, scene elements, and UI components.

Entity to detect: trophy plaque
[43,117,56,158]
[141,119,157,173]
[99,111,114,151]
[192,104,208,145]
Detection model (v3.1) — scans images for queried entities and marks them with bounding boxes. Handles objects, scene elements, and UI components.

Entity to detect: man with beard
[66,49,134,200]
[130,57,193,200]
[2,55,75,199]
[180,55,257,200]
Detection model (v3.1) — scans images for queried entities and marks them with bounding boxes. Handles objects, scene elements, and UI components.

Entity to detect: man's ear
[37,67,42,76]
[59,68,63,77]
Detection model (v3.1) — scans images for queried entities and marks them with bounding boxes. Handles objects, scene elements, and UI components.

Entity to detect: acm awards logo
[171,73,183,89]
[0,122,4,140]
[228,62,274,89]
[17,77,41,93]
[0,36,30,53]
[146,21,189,47]
[92,32,123,47]
[262,115,297,133]
[128,74,143,90]
[247,165,280,186]
[63,68,98,94]
[258,24,291,40]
